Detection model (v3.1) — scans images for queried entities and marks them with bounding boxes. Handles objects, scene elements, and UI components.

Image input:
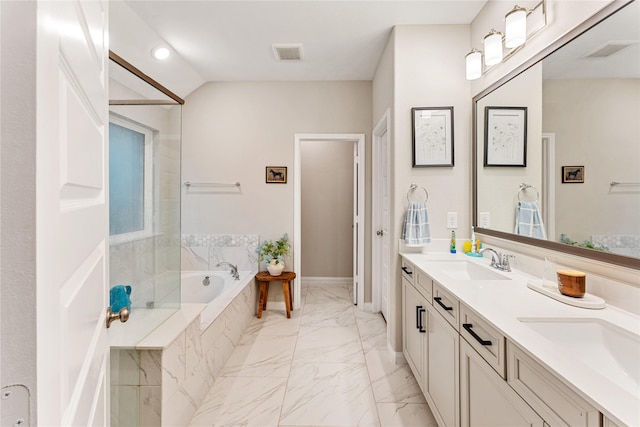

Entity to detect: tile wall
[182,234,259,272]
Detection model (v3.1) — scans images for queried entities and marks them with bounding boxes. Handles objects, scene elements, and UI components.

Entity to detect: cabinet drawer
[432,282,459,331]
[507,341,601,427]
[401,259,415,283]
[416,270,433,302]
[459,303,506,379]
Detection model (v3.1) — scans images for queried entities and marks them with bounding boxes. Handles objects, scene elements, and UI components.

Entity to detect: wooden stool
[255,271,296,318]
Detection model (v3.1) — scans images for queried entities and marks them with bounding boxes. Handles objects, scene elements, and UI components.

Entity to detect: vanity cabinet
[507,341,601,427]
[425,301,460,427]
[402,276,428,388]
[460,338,544,427]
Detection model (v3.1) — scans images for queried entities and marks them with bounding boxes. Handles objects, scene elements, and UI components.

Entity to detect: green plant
[256,234,290,265]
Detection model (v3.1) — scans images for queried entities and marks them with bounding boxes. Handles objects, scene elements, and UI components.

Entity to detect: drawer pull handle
[418,307,426,333]
[434,297,453,311]
[402,266,413,275]
[463,323,492,346]
[415,305,422,330]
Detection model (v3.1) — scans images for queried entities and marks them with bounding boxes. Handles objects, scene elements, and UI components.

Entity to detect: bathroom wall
[544,79,640,245]
[372,25,472,353]
[301,140,354,278]
[182,81,372,293]
[0,1,38,422]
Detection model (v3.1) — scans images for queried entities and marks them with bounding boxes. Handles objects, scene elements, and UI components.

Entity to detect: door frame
[542,133,556,240]
[371,110,391,313]
[294,133,365,310]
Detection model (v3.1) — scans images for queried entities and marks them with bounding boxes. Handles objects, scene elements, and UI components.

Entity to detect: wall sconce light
[465,0,547,80]
[483,29,503,66]
[465,49,482,80]
[505,6,528,48]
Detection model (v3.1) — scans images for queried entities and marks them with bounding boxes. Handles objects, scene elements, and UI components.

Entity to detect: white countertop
[401,252,640,426]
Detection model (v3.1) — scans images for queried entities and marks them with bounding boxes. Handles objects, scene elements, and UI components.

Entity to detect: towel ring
[407,183,429,203]
[518,183,539,202]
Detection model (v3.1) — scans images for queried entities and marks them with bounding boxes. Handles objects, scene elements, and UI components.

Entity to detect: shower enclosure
[108,53,183,425]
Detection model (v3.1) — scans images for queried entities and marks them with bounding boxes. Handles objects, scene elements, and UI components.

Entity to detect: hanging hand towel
[402,201,431,246]
[514,201,547,239]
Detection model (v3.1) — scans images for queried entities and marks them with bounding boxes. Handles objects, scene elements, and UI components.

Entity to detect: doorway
[371,110,391,320]
[294,134,365,310]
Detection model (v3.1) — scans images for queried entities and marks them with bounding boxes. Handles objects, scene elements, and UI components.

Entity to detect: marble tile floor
[187,281,438,427]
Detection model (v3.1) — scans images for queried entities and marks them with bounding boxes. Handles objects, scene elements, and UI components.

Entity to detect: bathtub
[181,270,255,329]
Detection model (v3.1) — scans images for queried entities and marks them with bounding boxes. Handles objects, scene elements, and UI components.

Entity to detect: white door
[36,1,110,425]
[373,111,391,319]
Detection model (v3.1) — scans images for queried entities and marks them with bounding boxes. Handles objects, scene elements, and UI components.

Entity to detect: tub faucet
[216,262,239,280]
[479,247,514,272]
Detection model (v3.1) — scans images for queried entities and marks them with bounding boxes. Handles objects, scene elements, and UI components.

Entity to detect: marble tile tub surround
[182,233,259,272]
[188,280,438,427]
[111,275,258,426]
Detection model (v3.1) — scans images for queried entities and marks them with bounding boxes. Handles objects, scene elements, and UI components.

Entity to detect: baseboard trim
[301,276,353,284]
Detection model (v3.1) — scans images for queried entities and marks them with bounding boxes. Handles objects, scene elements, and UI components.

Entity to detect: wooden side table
[255,271,296,318]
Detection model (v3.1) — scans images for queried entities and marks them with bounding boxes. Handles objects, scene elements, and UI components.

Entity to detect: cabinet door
[425,303,460,427]
[402,277,427,387]
[460,339,544,427]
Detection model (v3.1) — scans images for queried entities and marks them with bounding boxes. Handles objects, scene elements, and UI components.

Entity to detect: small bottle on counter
[471,226,477,253]
[450,230,457,254]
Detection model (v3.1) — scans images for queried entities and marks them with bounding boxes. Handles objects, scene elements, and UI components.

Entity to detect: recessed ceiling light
[152,46,170,60]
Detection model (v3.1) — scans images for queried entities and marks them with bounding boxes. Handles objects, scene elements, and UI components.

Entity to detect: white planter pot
[267,261,285,276]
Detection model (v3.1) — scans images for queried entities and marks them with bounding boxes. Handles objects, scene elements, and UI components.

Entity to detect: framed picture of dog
[266,166,287,183]
[562,166,584,183]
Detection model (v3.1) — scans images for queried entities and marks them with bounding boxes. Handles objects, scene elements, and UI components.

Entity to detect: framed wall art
[411,107,454,167]
[266,166,287,183]
[562,166,584,183]
[484,106,527,167]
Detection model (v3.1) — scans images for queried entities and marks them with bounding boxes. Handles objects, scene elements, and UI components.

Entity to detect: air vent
[584,41,637,58]
[272,44,304,61]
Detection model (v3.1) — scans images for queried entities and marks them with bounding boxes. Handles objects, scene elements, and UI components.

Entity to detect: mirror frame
[472,0,640,271]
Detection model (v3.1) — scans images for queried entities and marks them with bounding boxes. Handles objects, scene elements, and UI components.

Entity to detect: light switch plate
[447,212,458,229]
[479,212,491,228]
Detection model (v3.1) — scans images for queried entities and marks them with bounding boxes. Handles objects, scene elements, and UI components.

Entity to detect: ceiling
[110,0,487,99]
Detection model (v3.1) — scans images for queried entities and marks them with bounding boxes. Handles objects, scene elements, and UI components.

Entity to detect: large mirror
[474,0,640,269]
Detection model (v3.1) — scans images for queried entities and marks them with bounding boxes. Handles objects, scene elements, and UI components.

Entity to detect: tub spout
[216,262,239,280]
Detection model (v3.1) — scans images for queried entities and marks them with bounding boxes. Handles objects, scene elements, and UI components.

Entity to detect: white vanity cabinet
[460,338,544,427]
[402,275,428,388]
[425,301,460,427]
[507,342,601,427]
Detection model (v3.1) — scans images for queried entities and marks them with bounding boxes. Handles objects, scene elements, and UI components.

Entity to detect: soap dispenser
[450,230,457,254]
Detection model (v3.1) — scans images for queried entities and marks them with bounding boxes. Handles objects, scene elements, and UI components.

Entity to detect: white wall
[372,25,472,352]
[182,81,372,295]
[301,140,354,278]
[0,1,38,423]
[544,78,640,242]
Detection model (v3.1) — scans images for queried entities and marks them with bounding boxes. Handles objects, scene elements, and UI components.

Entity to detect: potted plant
[256,233,290,276]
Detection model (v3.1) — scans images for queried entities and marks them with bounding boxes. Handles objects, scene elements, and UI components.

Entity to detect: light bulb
[484,29,503,66]
[465,50,482,80]
[505,6,527,49]
[152,46,170,60]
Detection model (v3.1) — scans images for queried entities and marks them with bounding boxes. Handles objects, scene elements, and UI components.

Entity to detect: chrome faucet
[479,247,514,272]
[216,261,239,280]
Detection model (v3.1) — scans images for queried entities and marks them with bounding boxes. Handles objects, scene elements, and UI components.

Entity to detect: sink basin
[519,318,640,395]
[425,261,511,281]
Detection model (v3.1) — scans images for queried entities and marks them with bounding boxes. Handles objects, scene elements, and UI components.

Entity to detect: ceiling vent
[584,41,637,58]
[272,44,304,61]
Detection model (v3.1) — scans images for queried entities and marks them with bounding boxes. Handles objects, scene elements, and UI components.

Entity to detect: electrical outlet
[479,212,491,228]
[447,212,458,229]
